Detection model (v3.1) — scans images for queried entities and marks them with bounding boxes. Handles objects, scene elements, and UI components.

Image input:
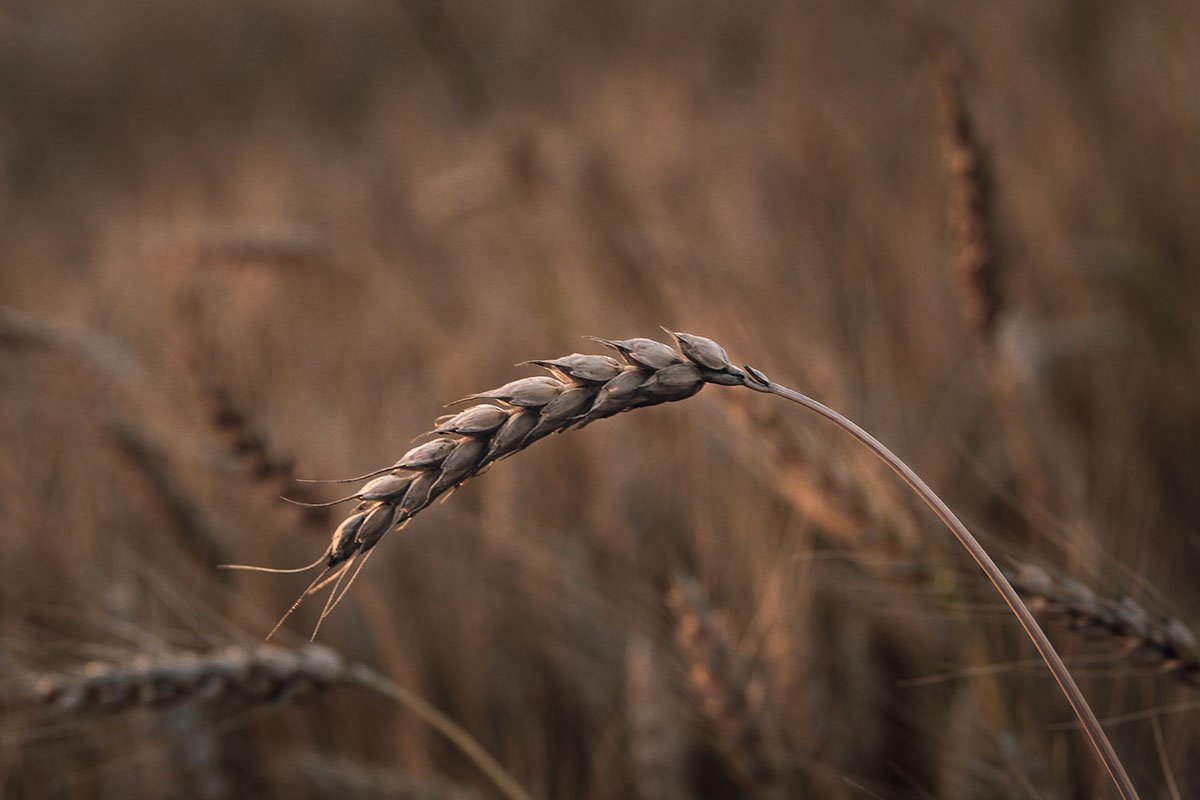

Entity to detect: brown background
[2,1,1198,797]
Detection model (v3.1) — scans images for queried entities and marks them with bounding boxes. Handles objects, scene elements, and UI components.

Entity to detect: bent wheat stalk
[735,366,1138,800]
[229,330,1137,799]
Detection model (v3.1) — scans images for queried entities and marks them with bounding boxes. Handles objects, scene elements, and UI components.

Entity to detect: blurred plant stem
[738,367,1140,800]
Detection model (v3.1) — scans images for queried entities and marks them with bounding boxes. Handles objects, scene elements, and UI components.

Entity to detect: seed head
[354,502,398,552]
[574,365,649,428]
[431,437,487,494]
[524,385,597,444]
[327,511,367,566]
[262,330,760,640]
[588,337,683,370]
[393,438,459,471]
[664,329,733,372]
[356,473,415,502]
[457,376,565,407]
[479,408,541,466]
[433,404,511,437]
[636,362,704,403]
[522,353,624,384]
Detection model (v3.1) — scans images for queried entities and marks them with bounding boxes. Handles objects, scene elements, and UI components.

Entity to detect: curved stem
[350,665,534,800]
[748,378,1138,800]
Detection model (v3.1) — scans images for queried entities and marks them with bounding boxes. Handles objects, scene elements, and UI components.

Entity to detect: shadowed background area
[2,1,1199,797]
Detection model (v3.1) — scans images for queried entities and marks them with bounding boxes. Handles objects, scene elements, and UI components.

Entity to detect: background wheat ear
[667,573,778,795]
[1010,563,1200,688]
[16,644,532,800]
[180,288,332,528]
[931,50,1003,342]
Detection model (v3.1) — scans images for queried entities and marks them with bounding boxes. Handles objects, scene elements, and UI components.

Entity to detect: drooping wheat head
[230,330,748,640]
[219,330,1138,799]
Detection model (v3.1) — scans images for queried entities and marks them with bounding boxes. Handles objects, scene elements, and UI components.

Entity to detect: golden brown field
[2,1,1199,797]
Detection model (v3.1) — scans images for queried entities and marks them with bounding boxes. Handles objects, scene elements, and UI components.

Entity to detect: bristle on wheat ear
[230,330,1137,799]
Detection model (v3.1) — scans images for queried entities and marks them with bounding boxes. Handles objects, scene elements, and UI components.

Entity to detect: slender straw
[741,371,1138,800]
[349,665,534,800]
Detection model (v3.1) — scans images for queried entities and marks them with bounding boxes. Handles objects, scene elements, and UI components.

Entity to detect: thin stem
[743,375,1138,800]
[349,665,534,800]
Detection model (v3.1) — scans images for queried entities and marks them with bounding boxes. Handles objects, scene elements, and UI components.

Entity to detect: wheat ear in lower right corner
[225,330,1141,800]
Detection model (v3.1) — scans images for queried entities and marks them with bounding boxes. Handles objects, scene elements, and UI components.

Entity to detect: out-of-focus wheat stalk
[667,574,778,795]
[0,306,145,382]
[26,643,346,714]
[624,633,688,800]
[1010,563,1200,688]
[930,52,1095,526]
[106,416,231,572]
[0,305,232,572]
[933,54,1003,341]
[721,391,924,575]
[16,644,532,800]
[288,753,483,799]
[180,289,332,527]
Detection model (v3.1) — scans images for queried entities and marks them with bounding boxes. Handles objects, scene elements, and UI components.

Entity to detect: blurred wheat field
[2,1,1199,797]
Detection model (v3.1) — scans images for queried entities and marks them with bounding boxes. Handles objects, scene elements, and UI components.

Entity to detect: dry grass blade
[15,644,532,800]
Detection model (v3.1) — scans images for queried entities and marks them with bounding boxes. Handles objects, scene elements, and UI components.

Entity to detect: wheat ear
[21,644,531,800]
[1010,563,1200,687]
[241,331,1136,799]
[180,289,331,527]
[258,332,739,638]
[933,53,1003,340]
[667,575,776,793]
